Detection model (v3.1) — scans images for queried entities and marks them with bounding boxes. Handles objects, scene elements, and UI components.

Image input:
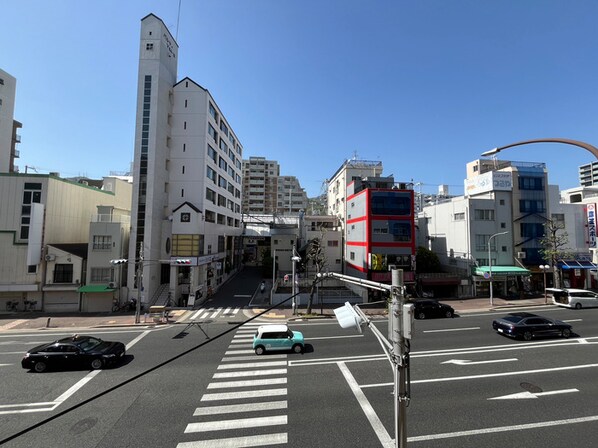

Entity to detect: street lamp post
[291,249,301,315]
[488,231,509,307]
[540,264,550,304]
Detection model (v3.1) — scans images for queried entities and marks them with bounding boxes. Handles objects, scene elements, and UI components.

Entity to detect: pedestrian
[260,281,266,294]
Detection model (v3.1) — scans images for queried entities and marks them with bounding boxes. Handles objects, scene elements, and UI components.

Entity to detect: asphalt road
[1,305,598,447]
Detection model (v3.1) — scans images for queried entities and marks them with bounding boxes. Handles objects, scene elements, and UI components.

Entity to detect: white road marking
[307,335,364,340]
[408,415,598,442]
[207,378,287,389]
[201,388,287,401]
[489,388,579,400]
[217,361,287,370]
[54,370,102,403]
[185,415,287,433]
[224,349,254,355]
[424,327,480,333]
[193,401,287,416]
[176,433,287,448]
[337,361,393,448]
[213,369,287,378]
[221,355,286,362]
[441,358,518,365]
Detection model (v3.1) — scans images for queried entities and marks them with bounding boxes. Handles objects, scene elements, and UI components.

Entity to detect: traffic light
[175,259,191,265]
[333,302,364,333]
[110,259,128,265]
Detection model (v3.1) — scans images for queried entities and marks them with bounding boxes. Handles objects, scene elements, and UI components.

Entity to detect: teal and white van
[253,324,304,355]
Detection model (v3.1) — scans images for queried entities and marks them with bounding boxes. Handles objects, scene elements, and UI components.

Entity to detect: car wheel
[562,328,571,338]
[254,346,265,355]
[292,344,303,354]
[445,310,453,318]
[33,361,47,373]
[90,358,104,370]
[523,331,533,341]
[418,312,426,319]
[575,303,582,310]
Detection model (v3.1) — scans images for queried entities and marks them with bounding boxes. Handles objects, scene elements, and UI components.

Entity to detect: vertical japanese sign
[587,203,597,248]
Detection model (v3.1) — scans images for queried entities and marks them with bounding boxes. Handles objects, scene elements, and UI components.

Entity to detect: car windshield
[72,336,103,352]
[501,316,526,324]
[286,329,294,338]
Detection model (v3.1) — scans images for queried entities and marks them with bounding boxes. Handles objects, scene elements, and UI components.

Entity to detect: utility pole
[327,269,412,448]
[135,242,143,324]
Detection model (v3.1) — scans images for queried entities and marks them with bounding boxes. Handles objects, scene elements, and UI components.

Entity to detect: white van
[548,288,598,309]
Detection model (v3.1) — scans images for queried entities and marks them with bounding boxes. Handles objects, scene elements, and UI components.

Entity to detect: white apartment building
[277,176,308,215]
[242,156,280,214]
[0,69,20,173]
[129,14,243,307]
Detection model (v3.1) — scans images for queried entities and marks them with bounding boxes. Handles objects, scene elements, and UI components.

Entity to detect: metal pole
[272,249,276,305]
[488,240,493,307]
[135,243,143,324]
[391,269,407,448]
[292,256,296,315]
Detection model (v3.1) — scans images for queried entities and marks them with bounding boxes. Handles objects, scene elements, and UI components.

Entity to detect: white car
[548,288,598,309]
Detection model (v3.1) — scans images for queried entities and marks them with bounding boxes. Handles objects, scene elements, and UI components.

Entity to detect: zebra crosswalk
[181,307,242,322]
[176,322,289,447]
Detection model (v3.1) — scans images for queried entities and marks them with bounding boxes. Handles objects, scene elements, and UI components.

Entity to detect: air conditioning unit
[517,252,526,259]
[108,282,117,288]
[45,254,55,261]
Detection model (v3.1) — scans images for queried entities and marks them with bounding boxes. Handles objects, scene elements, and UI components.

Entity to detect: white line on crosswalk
[207,377,287,389]
[176,433,288,448]
[213,368,287,378]
[193,401,287,416]
[201,388,287,401]
[217,361,287,370]
[221,355,286,362]
[185,415,287,433]
[224,349,254,355]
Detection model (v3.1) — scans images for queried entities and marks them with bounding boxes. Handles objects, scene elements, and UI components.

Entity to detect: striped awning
[474,266,531,276]
[558,260,598,270]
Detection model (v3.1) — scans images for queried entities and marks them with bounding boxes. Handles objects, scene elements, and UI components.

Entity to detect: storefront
[558,259,598,290]
[473,266,531,298]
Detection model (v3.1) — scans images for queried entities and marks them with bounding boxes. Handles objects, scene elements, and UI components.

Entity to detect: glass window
[474,209,495,220]
[92,235,112,250]
[53,264,73,283]
[370,192,411,216]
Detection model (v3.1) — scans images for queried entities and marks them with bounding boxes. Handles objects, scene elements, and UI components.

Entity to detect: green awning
[474,266,531,276]
[78,285,116,293]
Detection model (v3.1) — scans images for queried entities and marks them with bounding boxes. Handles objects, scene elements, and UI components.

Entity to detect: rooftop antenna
[176,0,182,40]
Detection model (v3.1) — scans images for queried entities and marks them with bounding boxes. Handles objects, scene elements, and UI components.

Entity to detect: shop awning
[78,285,115,293]
[474,266,531,276]
[558,260,598,270]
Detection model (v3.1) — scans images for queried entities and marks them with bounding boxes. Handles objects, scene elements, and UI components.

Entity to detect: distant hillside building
[579,161,598,187]
[242,156,280,214]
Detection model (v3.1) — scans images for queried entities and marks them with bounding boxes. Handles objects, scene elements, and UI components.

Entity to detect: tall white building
[129,14,243,306]
[0,68,20,173]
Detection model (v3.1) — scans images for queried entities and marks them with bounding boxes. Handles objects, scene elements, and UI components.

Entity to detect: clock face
[181,213,191,223]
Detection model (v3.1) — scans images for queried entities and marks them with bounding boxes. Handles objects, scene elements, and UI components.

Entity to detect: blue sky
[2,0,598,198]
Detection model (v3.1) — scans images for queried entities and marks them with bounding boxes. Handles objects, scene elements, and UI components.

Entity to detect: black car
[22,335,126,373]
[492,313,572,341]
[410,299,455,319]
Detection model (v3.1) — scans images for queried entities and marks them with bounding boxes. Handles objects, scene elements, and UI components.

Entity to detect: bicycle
[5,301,18,312]
[112,298,136,312]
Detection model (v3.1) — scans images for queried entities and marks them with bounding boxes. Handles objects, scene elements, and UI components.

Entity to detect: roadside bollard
[46,318,51,328]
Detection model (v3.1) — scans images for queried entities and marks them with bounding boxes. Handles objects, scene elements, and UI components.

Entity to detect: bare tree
[305,229,328,315]
[539,219,573,289]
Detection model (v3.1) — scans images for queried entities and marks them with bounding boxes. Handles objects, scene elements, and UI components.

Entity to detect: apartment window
[219,157,228,171]
[91,268,113,283]
[350,252,355,261]
[327,240,339,247]
[518,176,544,191]
[454,212,465,221]
[93,235,112,250]
[207,166,217,183]
[519,200,545,213]
[219,139,228,153]
[209,103,218,122]
[208,124,218,142]
[53,264,73,283]
[371,192,411,216]
[219,176,227,189]
[207,144,217,162]
[205,210,215,223]
[476,234,496,251]
[218,195,227,207]
[552,213,565,225]
[520,223,545,238]
[220,121,229,137]
[499,199,505,205]
[474,209,495,220]
[206,188,216,203]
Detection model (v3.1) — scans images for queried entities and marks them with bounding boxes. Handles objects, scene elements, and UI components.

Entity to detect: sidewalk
[0,296,552,332]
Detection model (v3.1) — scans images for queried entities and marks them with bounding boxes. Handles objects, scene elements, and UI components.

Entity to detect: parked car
[548,288,598,309]
[492,312,572,341]
[410,299,455,319]
[253,324,304,355]
[21,335,126,373]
